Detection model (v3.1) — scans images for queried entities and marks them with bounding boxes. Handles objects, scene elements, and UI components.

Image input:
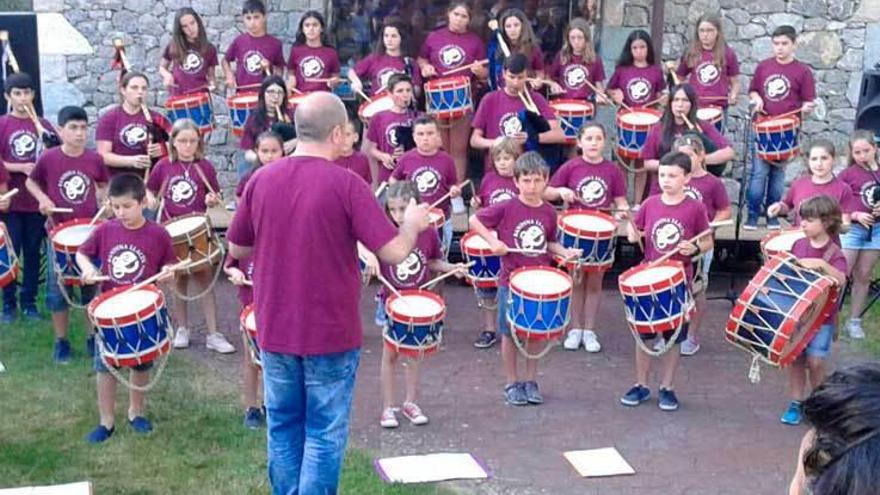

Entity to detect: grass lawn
[0,307,452,494]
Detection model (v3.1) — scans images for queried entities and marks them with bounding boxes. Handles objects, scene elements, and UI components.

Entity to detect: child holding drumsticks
[470,152,580,406]
[361,181,466,428]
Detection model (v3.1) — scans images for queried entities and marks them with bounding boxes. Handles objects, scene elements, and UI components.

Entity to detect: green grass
[0,309,452,494]
[840,263,880,359]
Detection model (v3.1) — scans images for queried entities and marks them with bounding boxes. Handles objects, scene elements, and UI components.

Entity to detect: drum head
[463,231,494,250]
[93,289,161,319]
[619,111,661,127]
[361,96,395,118]
[764,230,805,253]
[165,215,208,237]
[696,107,722,120]
[53,224,95,248]
[510,267,572,296]
[389,293,444,318]
[551,100,592,113]
[428,208,445,227]
[245,309,256,331]
[625,264,681,286]
[561,211,616,235]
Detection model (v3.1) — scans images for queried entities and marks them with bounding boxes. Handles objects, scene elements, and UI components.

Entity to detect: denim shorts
[45,240,97,312]
[638,323,689,345]
[841,223,880,250]
[803,323,834,359]
[93,349,154,373]
[497,285,511,336]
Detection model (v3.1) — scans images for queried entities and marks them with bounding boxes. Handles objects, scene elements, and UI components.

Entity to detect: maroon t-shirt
[475,197,558,287]
[145,158,220,221]
[391,149,457,216]
[782,177,854,224]
[546,53,606,100]
[640,120,730,162]
[607,65,666,108]
[478,172,517,207]
[676,47,740,107]
[550,157,626,209]
[353,53,422,95]
[379,228,442,290]
[78,218,177,292]
[749,58,816,116]
[30,147,109,223]
[838,165,880,215]
[419,28,486,80]
[95,105,171,177]
[287,45,341,93]
[163,44,219,96]
[471,89,555,168]
[635,195,710,284]
[0,114,55,212]
[791,237,847,324]
[227,155,399,355]
[334,151,372,184]
[366,109,416,183]
[226,254,255,307]
[224,33,285,88]
[648,172,730,220]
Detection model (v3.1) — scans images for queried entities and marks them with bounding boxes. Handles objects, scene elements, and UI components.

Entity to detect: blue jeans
[45,239,97,312]
[262,349,361,495]
[746,156,786,221]
[2,211,45,311]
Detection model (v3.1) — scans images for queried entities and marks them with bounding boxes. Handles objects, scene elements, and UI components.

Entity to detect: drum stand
[707,109,756,306]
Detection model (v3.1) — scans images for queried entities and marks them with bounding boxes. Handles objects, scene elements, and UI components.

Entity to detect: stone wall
[34,0,319,197]
[608,0,879,183]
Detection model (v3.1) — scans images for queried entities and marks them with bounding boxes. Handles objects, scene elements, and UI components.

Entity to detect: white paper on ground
[0,481,92,495]
[376,452,488,483]
[563,447,635,478]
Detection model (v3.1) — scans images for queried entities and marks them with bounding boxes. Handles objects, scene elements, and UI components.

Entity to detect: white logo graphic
[59,171,90,203]
[120,124,147,149]
[168,176,197,204]
[413,167,440,196]
[300,56,324,78]
[514,220,547,253]
[108,245,145,281]
[564,65,588,88]
[386,124,401,148]
[652,219,683,251]
[438,45,465,68]
[182,51,204,73]
[489,189,515,205]
[684,186,703,202]
[500,113,522,137]
[393,250,424,285]
[627,78,651,102]
[9,131,35,159]
[577,177,607,206]
[696,62,720,86]
[244,51,264,74]
[861,183,880,209]
[377,68,400,91]
[765,74,790,101]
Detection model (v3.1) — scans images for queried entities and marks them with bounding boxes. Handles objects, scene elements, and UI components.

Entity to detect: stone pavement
[190,277,831,495]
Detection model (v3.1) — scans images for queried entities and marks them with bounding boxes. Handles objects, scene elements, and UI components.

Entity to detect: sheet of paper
[375,452,489,483]
[564,447,635,478]
[0,481,92,495]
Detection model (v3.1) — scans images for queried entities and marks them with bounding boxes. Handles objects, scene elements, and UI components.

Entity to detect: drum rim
[618,260,686,294]
[50,218,101,251]
[616,107,663,129]
[760,228,806,256]
[558,209,617,238]
[240,303,256,335]
[549,98,596,115]
[428,207,446,229]
[508,266,573,299]
[165,92,210,107]
[226,92,259,105]
[385,289,447,324]
[423,75,471,89]
[753,115,800,130]
[88,283,165,326]
[163,213,211,238]
[461,230,497,256]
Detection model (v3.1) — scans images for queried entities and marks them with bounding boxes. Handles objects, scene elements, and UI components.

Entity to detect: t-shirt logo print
[377,68,399,91]
[627,78,651,102]
[684,186,703,202]
[59,171,90,203]
[182,51,203,73]
[500,113,523,137]
[489,189,515,204]
[244,51,264,74]
[564,65,588,88]
[765,74,791,101]
[413,168,440,195]
[168,176,197,204]
[439,45,465,68]
[697,62,720,85]
[861,182,880,209]
[120,124,147,148]
[577,177,607,205]
[653,220,683,251]
[386,124,401,148]
[301,56,324,78]
[108,246,145,281]
[514,221,546,252]
[394,251,422,284]
[9,131,35,159]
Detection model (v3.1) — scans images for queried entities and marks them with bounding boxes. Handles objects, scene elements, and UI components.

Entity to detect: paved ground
[186,275,835,495]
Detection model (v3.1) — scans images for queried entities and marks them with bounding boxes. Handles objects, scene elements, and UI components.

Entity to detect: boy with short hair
[624,151,713,412]
[469,151,580,406]
[745,25,816,230]
[222,0,285,91]
[76,173,177,443]
[0,72,56,322]
[334,119,372,185]
[26,105,109,363]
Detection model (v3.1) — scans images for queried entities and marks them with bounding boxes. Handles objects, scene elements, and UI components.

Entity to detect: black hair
[109,173,146,201]
[254,130,284,151]
[58,106,88,126]
[514,151,549,179]
[241,0,266,15]
[385,72,413,94]
[799,195,843,237]
[295,10,330,46]
[253,75,289,134]
[5,72,34,92]
[660,84,700,156]
[659,151,692,174]
[577,122,606,140]
[503,53,529,74]
[412,115,437,130]
[617,29,655,67]
[771,25,797,42]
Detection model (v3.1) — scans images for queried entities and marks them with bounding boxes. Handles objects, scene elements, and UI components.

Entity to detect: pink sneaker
[402,402,429,425]
[380,407,399,428]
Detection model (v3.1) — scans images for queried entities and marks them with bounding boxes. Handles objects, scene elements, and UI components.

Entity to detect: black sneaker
[523,381,544,404]
[54,339,72,364]
[504,382,528,406]
[473,331,497,349]
[22,306,41,320]
[620,385,651,407]
[658,388,680,411]
[244,407,265,429]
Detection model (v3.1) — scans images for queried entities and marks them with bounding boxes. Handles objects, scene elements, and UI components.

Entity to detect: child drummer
[361,181,466,428]
[470,152,580,406]
[624,151,712,412]
[76,173,178,443]
[25,106,109,363]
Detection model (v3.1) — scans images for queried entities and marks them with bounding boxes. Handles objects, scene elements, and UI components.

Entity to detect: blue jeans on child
[262,348,361,495]
[2,212,46,312]
[746,156,786,222]
[45,239,97,312]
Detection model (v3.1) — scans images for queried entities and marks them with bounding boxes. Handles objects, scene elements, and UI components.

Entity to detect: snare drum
[761,229,806,259]
[49,219,100,286]
[550,99,595,144]
[0,223,18,288]
[226,92,258,137]
[240,304,261,370]
[428,207,445,231]
[618,261,692,337]
[726,253,838,367]
[754,115,800,163]
[424,76,473,121]
[696,106,723,133]
[165,92,213,135]
[460,231,501,288]
[358,92,395,126]
[384,289,446,358]
[507,267,572,341]
[163,214,222,274]
[616,108,662,160]
[555,210,617,272]
[88,284,171,368]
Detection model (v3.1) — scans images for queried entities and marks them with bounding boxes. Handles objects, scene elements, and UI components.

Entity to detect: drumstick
[47,207,74,214]
[505,247,546,255]
[0,31,20,73]
[649,227,714,267]
[679,112,698,131]
[275,103,290,124]
[355,88,373,103]
[418,262,474,290]
[771,107,804,121]
[428,179,472,210]
[304,77,349,84]
[440,59,489,77]
[261,59,272,77]
[584,79,627,110]
[122,257,193,295]
[641,94,668,109]
[91,275,111,282]
[0,188,19,201]
[709,219,734,229]
[664,61,682,86]
[375,272,403,299]
[374,181,388,198]
[88,204,107,227]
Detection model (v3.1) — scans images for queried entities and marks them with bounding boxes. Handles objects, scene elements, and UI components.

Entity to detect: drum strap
[190,161,216,197]
[821,242,840,263]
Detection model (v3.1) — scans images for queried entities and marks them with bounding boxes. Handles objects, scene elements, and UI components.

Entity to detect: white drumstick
[428,179,471,210]
[506,247,546,255]
[48,207,74,214]
[375,273,403,299]
[374,181,388,198]
[89,204,108,227]
[418,262,474,290]
[123,257,192,295]
[0,188,19,201]
[709,219,734,229]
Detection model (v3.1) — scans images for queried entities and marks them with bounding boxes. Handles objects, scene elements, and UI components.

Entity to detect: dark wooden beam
[651,0,665,57]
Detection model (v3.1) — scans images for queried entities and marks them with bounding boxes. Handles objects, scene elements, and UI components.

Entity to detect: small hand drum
[88,284,171,368]
[618,261,692,350]
[0,223,18,289]
[226,92,258,137]
[550,99,595,144]
[166,92,214,136]
[164,214,223,274]
[696,106,723,133]
[424,76,473,121]
[506,266,572,342]
[384,289,446,359]
[460,231,501,288]
[761,229,806,259]
[616,108,662,160]
[555,209,617,272]
[753,115,800,163]
[358,92,395,126]
[49,218,100,286]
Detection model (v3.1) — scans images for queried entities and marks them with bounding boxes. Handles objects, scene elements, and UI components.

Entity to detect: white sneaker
[206,333,236,354]
[173,327,190,349]
[680,338,701,356]
[653,336,666,352]
[563,329,583,350]
[582,330,601,353]
[849,321,866,340]
[380,407,399,428]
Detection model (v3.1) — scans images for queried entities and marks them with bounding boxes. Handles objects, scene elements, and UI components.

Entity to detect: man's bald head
[294,92,348,143]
